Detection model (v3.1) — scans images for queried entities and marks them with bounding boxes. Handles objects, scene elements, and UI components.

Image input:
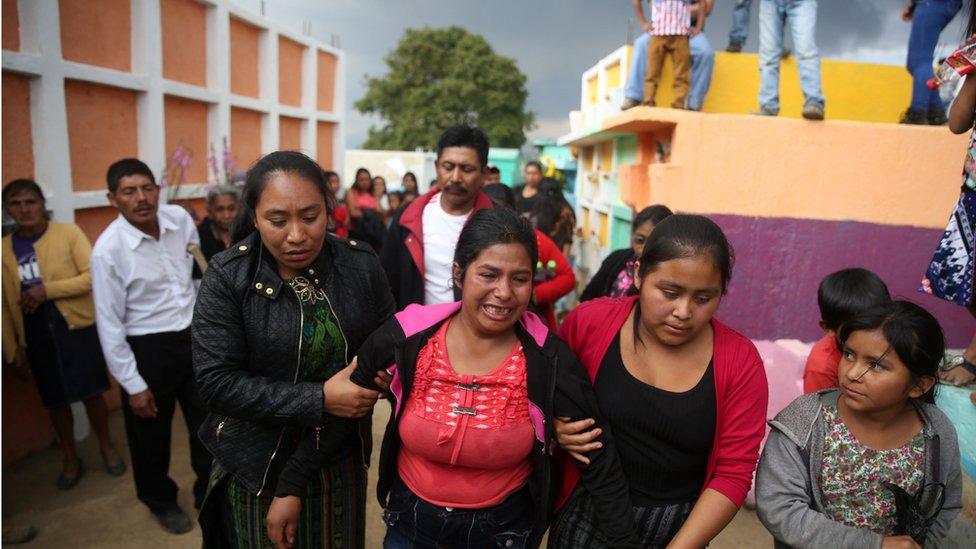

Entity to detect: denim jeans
[729,0,754,47]
[381,480,535,549]
[758,0,824,113]
[625,31,715,110]
[907,0,962,112]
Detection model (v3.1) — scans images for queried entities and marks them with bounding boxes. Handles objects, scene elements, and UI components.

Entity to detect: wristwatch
[944,355,976,375]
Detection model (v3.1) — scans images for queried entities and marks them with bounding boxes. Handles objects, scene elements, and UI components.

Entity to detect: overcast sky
[232,0,969,148]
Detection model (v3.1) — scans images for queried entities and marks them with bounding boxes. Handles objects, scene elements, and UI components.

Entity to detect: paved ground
[2,404,772,547]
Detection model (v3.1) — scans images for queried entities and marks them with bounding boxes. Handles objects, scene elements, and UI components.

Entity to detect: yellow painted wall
[647,52,912,124]
[606,108,966,229]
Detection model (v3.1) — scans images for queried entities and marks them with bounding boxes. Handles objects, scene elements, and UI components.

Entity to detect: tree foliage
[356,26,535,150]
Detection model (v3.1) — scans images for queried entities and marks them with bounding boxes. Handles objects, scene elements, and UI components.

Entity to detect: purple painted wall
[709,214,974,348]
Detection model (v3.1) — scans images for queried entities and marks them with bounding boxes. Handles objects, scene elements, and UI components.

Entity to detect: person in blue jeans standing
[901,0,963,125]
[622,0,715,111]
[727,0,753,52]
[757,0,825,120]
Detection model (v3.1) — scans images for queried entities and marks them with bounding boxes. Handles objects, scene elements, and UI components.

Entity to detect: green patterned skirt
[204,455,366,549]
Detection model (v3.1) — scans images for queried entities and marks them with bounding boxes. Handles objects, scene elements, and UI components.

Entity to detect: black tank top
[594,334,716,506]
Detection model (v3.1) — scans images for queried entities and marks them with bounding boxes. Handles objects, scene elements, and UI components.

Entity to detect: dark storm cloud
[238,0,967,145]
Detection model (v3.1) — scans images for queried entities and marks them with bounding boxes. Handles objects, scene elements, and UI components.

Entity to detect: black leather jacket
[191,231,396,495]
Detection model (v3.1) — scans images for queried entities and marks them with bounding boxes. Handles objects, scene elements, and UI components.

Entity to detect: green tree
[356,26,535,150]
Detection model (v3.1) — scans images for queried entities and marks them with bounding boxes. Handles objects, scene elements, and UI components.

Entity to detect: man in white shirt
[380,126,495,308]
[90,159,209,534]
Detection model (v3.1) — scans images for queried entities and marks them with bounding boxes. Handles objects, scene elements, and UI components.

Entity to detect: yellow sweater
[2,222,96,364]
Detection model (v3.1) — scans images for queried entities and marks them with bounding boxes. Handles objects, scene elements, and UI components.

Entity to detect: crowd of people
[1,117,971,548]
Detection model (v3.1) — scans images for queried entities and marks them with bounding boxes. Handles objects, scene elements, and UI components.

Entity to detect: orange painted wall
[181,197,207,221]
[606,108,968,229]
[279,116,303,151]
[161,0,207,87]
[231,107,263,169]
[59,0,131,72]
[74,201,205,243]
[65,80,138,192]
[3,0,19,51]
[2,371,55,466]
[75,206,120,243]
[317,51,336,112]
[317,121,335,170]
[278,36,304,107]
[2,367,121,466]
[2,72,35,182]
[164,95,209,184]
[229,17,260,98]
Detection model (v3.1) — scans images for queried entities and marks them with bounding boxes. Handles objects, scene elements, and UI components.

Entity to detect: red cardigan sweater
[556,296,768,509]
[533,230,575,329]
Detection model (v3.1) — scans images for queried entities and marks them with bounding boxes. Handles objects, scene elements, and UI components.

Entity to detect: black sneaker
[153,506,193,534]
[726,42,743,53]
[621,97,640,110]
[900,109,929,125]
[928,108,948,125]
[802,103,825,121]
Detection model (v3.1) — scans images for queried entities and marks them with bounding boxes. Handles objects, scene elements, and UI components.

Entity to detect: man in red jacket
[380,126,494,309]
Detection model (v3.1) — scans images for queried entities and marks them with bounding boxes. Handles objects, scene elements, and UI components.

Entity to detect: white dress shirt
[90,204,199,394]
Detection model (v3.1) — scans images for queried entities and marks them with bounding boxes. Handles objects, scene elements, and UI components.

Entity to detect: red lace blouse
[397,321,535,508]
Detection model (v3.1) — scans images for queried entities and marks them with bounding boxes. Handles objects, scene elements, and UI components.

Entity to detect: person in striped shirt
[644,0,703,109]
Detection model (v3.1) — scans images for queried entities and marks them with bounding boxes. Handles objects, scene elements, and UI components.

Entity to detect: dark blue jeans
[907,0,962,111]
[381,479,535,548]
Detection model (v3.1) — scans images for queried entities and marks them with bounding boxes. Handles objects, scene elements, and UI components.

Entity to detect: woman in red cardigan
[550,214,768,548]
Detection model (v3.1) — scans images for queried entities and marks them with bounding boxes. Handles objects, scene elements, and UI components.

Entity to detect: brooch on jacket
[288,276,326,305]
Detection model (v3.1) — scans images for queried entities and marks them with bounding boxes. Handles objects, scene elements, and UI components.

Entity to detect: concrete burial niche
[0,0,344,465]
[563,43,976,543]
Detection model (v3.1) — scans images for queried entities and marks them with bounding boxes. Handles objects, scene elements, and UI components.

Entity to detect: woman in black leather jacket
[191,151,396,548]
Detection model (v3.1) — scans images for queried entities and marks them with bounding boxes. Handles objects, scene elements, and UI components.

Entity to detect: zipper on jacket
[320,288,367,469]
[215,419,226,442]
[256,294,305,497]
[545,355,558,454]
